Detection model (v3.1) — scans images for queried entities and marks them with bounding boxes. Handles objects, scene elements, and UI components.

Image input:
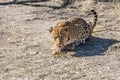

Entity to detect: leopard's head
[49,21,70,50]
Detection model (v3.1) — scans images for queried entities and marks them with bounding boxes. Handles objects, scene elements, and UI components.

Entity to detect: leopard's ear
[49,27,53,33]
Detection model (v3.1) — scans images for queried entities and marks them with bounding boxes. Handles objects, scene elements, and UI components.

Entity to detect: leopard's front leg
[52,44,61,55]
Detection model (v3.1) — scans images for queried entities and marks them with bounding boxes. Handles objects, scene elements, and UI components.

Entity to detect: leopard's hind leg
[72,40,84,49]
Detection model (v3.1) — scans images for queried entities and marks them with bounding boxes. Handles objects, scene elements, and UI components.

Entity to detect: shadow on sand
[0,0,71,9]
[68,36,119,57]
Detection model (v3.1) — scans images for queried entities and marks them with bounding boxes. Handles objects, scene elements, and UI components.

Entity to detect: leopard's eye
[54,37,57,40]
[60,36,62,39]
[60,36,62,38]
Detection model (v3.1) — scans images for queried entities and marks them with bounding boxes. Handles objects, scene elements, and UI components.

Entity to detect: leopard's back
[64,9,98,46]
[63,17,90,45]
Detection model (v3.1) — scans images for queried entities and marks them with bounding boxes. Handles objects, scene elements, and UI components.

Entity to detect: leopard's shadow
[66,36,119,57]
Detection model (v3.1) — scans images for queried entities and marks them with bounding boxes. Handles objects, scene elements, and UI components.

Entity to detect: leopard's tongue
[58,45,62,48]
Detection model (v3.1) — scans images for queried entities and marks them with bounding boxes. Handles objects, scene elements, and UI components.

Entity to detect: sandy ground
[0,0,120,80]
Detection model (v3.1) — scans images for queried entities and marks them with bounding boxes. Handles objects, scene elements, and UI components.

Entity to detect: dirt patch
[0,1,120,80]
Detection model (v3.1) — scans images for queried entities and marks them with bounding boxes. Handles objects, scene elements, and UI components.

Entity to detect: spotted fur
[49,9,98,54]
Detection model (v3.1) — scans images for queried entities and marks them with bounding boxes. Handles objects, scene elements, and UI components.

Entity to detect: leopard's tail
[87,9,98,28]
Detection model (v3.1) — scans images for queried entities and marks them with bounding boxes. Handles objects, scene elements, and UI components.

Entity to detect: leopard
[49,9,98,55]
